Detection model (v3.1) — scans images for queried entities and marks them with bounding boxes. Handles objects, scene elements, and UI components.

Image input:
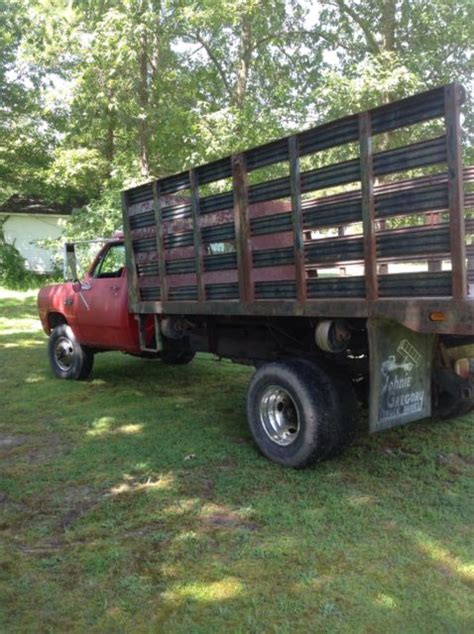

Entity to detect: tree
[1,0,471,242]
[174,0,329,162]
[0,0,52,201]
[317,0,473,116]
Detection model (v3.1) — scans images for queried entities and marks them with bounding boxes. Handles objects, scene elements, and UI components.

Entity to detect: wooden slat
[373,136,447,176]
[288,135,306,304]
[121,191,140,310]
[444,83,466,299]
[152,182,168,301]
[126,183,153,206]
[232,153,253,303]
[359,112,378,300]
[159,171,190,195]
[370,85,445,134]
[204,252,238,271]
[189,168,205,302]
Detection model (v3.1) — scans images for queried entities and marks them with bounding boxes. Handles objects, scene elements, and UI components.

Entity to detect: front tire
[48,324,94,380]
[246,359,355,468]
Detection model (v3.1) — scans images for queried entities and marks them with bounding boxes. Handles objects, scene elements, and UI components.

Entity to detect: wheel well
[48,312,67,332]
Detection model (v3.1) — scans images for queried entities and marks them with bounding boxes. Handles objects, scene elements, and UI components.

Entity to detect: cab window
[92,243,125,278]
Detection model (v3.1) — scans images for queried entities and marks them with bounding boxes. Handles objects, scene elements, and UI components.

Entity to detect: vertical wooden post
[121,191,140,309]
[152,181,168,302]
[444,82,466,299]
[427,212,442,272]
[288,136,306,304]
[232,153,254,304]
[189,168,206,302]
[359,112,378,300]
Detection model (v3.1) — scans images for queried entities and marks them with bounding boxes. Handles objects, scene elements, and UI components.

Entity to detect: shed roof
[0,194,73,216]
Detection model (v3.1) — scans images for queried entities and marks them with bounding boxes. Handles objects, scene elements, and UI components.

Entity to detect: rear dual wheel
[247,359,356,468]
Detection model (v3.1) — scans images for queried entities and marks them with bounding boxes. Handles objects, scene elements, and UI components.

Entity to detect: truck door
[74,242,138,350]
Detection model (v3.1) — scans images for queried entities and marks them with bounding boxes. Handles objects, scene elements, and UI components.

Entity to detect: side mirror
[72,280,91,292]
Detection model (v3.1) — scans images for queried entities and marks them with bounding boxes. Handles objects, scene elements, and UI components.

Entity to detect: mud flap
[368,319,436,432]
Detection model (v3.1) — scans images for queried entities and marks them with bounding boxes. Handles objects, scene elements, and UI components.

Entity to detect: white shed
[0,195,73,273]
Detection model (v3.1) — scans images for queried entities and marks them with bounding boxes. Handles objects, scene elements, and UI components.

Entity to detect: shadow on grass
[1,300,473,631]
[0,295,40,315]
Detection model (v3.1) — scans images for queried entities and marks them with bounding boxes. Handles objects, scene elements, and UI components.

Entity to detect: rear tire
[432,369,474,418]
[246,359,355,468]
[48,324,94,380]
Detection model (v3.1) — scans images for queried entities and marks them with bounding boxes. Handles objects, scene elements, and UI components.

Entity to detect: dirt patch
[16,537,63,556]
[437,453,474,475]
[55,484,104,531]
[0,493,28,525]
[26,444,70,465]
[0,433,69,467]
[122,523,166,538]
[217,457,238,470]
[59,505,96,531]
[379,445,419,458]
[180,472,215,499]
[230,436,251,445]
[202,512,259,532]
[0,435,28,448]
[61,485,95,505]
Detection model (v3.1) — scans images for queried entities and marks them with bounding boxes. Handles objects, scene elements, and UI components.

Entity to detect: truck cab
[37,237,143,378]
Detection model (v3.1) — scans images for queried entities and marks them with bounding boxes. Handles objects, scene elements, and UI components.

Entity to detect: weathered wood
[121,191,140,309]
[122,83,472,334]
[288,135,306,304]
[189,168,206,302]
[444,83,466,299]
[359,112,378,300]
[152,181,168,301]
[232,153,253,303]
[131,295,474,336]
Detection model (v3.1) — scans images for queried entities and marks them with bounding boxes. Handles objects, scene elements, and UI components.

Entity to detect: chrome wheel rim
[54,336,74,371]
[259,385,300,446]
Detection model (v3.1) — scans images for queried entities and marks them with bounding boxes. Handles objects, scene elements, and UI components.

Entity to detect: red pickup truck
[37,236,195,372]
[38,84,474,468]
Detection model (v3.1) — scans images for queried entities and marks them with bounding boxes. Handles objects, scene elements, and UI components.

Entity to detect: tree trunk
[138,28,150,178]
[104,88,115,178]
[381,0,397,54]
[232,12,252,111]
[380,0,397,104]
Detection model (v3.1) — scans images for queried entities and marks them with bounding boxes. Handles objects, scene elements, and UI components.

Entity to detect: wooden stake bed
[122,83,474,335]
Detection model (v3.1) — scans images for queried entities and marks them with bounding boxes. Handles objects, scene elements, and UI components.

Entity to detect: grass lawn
[0,288,473,632]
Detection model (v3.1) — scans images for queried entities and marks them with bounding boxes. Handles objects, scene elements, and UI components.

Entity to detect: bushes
[0,218,61,290]
[0,220,29,288]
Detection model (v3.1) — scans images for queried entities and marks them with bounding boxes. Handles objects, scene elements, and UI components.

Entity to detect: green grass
[0,288,473,633]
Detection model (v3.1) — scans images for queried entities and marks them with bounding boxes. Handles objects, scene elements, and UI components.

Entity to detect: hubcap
[259,385,301,446]
[54,336,74,371]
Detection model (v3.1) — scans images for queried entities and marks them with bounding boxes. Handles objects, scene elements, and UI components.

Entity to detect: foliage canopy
[0,0,472,239]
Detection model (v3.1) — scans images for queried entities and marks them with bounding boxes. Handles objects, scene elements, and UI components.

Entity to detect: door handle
[110,285,120,292]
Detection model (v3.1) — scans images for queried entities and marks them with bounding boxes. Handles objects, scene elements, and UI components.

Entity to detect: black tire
[48,324,94,380]
[432,369,474,419]
[315,362,358,456]
[246,359,355,468]
[160,349,196,365]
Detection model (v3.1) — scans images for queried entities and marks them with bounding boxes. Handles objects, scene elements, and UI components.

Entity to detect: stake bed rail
[122,83,473,335]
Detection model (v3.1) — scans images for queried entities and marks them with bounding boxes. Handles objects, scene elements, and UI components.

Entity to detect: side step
[136,314,162,353]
